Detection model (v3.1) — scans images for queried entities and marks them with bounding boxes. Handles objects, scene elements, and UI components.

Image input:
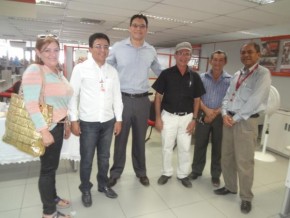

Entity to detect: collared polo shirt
[200,70,232,109]
[152,65,205,113]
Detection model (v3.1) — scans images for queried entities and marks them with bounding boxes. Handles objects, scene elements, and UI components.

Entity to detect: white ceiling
[0,0,290,47]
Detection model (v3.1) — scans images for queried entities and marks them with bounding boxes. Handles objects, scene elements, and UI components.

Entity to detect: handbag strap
[39,65,46,105]
[18,65,46,103]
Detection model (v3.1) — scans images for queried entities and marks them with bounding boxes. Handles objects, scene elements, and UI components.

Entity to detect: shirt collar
[205,70,230,80]
[125,37,149,48]
[174,65,191,75]
[88,55,107,68]
[242,63,259,74]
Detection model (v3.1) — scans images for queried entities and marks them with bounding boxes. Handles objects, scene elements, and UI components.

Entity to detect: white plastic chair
[255,85,280,162]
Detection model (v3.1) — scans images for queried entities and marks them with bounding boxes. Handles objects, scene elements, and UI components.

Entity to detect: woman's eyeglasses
[37,34,58,39]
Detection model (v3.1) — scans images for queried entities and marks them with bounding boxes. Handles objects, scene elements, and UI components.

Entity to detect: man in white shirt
[69,33,123,207]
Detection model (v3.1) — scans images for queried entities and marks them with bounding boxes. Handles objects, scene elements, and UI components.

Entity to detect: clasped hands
[203,108,220,123]
[223,115,235,127]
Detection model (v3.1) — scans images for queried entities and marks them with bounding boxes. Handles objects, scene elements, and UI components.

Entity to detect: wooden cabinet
[267,110,290,158]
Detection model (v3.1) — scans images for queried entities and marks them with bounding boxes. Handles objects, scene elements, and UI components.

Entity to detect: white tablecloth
[0,117,80,165]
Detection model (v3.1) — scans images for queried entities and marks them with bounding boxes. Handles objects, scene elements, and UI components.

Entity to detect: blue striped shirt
[200,70,232,109]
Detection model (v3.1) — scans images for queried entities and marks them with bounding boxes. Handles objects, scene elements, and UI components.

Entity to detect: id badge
[100,80,106,92]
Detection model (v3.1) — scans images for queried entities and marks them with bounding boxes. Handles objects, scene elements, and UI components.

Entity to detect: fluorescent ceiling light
[8,17,61,24]
[144,14,193,24]
[246,0,276,5]
[36,0,65,8]
[80,18,105,25]
[239,31,262,36]
[112,27,128,32]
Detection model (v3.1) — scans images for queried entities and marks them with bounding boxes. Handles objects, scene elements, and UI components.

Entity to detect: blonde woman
[22,35,73,218]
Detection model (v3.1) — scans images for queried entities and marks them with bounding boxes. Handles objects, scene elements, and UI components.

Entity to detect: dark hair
[241,42,261,53]
[210,50,228,62]
[35,36,60,65]
[89,33,110,48]
[130,14,148,27]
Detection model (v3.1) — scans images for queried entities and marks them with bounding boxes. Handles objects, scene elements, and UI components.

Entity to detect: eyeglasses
[176,51,192,57]
[93,44,109,50]
[131,24,147,29]
[37,34,58,39]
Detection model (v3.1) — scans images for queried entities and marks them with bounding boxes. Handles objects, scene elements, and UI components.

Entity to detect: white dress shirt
[69,56,123,122]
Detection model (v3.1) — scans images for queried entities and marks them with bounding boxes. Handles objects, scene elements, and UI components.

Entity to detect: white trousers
[161,110,192,178]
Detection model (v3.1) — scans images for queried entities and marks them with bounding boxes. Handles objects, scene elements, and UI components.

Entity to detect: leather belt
[227,111,259,118]
[173,112,188,116]
[122,92,149,98]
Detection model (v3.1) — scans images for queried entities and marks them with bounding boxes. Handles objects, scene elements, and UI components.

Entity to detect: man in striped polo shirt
[189,50,231,187]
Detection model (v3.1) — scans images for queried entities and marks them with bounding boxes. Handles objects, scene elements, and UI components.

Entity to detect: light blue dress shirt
[222,63,271,122]
[107,37,162,94]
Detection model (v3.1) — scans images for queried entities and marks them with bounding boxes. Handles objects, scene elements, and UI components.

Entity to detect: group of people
[20,13,271,218]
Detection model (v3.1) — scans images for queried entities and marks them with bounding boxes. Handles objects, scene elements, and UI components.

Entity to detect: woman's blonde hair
[34,36,60,65]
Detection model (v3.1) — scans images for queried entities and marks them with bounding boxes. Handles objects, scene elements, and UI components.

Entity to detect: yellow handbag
[2,69,53,157]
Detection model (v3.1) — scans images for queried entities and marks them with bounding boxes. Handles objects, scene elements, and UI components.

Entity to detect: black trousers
[39,123,64,215]
[110,95,150,179]
[191,114,223,178]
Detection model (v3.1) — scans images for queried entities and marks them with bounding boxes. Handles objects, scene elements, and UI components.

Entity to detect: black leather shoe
[157,175,171,185]
[189,172,202,180]
[211,177,220,187]
[178,177,192,188]
[214,187,237,195]
[81,191,92,207]
[241,200,252,214]
[98,186,118,198]
[108,177,117,187]
[138,176,150,186]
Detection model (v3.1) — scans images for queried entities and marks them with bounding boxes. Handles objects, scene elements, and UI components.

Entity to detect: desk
[0,117,80,165]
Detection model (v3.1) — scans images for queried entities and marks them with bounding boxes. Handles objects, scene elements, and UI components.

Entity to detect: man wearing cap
[152,42,205,188]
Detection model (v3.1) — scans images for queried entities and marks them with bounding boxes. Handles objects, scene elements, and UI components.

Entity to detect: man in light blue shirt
[107,14,162,187]
[214,42,271,214]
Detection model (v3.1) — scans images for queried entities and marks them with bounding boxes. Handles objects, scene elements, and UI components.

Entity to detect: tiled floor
[0,128,289,218]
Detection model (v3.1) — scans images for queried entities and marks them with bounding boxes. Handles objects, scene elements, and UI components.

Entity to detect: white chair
[255,85,280,162]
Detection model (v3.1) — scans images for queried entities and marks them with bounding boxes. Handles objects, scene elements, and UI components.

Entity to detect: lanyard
[235,64,258,91]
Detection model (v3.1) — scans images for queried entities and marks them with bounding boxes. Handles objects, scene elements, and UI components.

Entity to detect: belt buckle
[174,112,186,116]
